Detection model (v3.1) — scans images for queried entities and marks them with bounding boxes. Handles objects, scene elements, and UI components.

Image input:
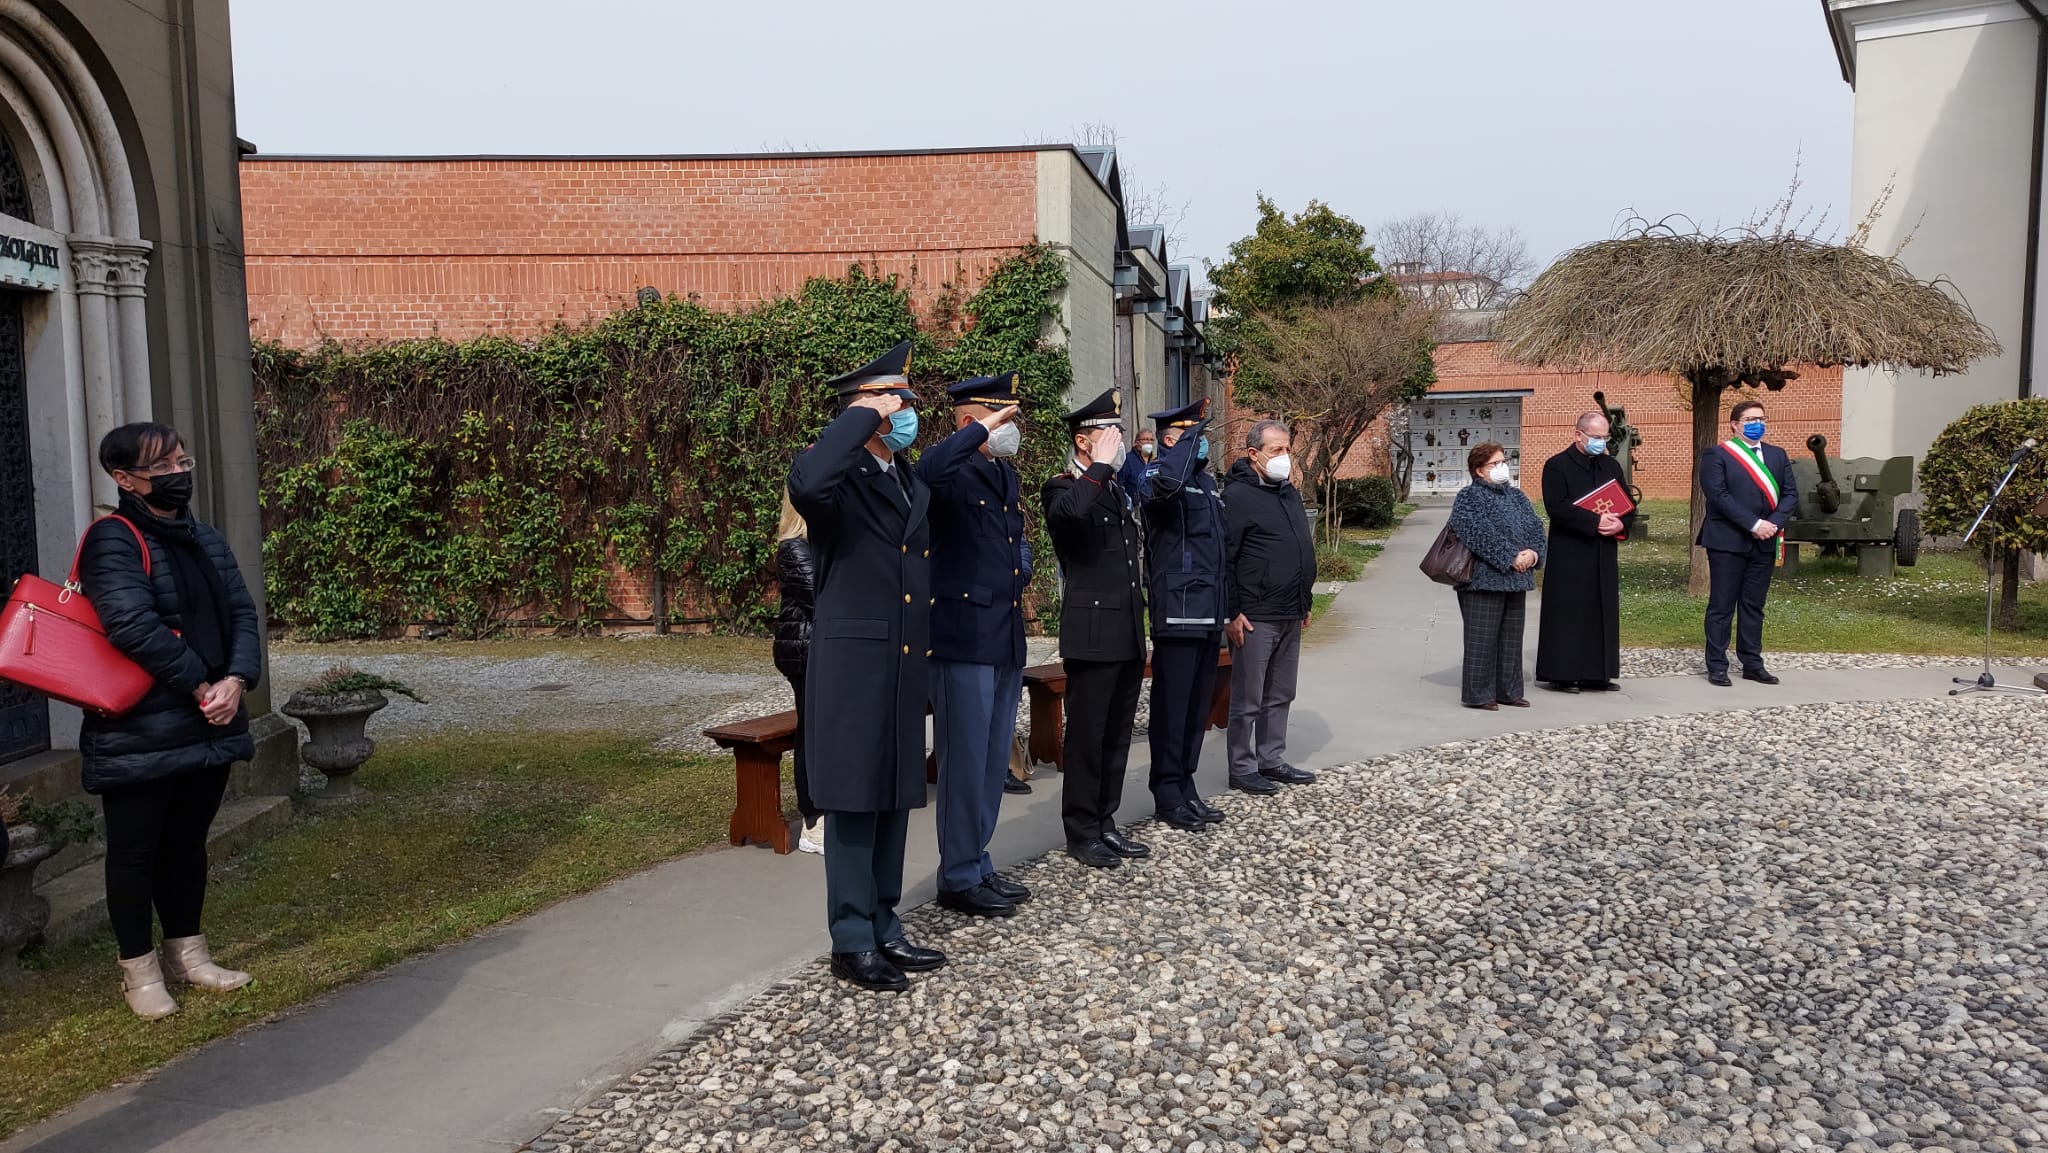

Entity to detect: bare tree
[1030,121,1191,250]
[1373,212,1534,310]
[1254,296,1442,543]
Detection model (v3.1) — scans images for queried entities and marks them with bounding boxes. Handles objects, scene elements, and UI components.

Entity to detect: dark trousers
[1456,589,1527,706]
[1148,636,1220,809]
[822,808,909,953]
[1705,543,1776,676]
[101,763,231,960]
[931,660,1024,893]
[1228,617,1302,781]
[1061,657,1144,845]
[783,674,818,822]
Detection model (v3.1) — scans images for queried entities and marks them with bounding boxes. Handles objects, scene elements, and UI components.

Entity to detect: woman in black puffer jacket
[80,423,261,1019]
[773,489,821,851]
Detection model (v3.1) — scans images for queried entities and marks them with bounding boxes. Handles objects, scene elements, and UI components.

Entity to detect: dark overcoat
[1696,441,1798,554]
[1042,461,1146,663]
[77,507,261,795]
[1535,447,1628,683]
[916,422,1029,668]
[1138,422,1228,639]
[787,407,933,812]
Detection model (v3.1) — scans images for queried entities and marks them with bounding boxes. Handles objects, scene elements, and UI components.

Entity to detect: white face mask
[987,422,1022,458]
[1107,445,1128,472]
[1261,452,1291,483]
[1138,441,1156,458]
[1486,462,1512,485]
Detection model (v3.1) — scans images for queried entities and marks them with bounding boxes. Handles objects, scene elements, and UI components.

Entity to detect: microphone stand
[1951,450,2047,697]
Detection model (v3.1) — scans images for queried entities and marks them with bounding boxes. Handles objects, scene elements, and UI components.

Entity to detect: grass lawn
[1609,500,2048,655]
[0,732,735,1139]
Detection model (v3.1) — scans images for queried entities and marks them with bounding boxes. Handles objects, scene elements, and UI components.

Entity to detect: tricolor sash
[1720,439,1780,505]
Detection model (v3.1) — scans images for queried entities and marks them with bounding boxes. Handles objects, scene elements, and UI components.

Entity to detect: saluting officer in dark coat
[1041,389,1152,870]
[1138,399,1230,833]
[787,340,948,993]
[918,373,1032,918]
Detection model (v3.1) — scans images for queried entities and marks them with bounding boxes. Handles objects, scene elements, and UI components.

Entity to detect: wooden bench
[703,704,945,855]
[707,648,1233,853]
[1022,647,1233,772]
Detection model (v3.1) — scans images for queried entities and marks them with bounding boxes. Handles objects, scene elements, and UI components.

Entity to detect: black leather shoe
[1544,680,1581,694]
[937,882,1017,918]
[1101,827,1151,858]
[1188,797,1226,824]
[1742,668,1780,685]
[1262,764,1317,785]
[1229,774,1280,796]
[877,938,946,973]
[831,950,909,991]
[1003,775,1033,795]
[1580,680,1621,692]
[1066,839,1123,868]
[1154,803,1209,833]
[1708,671,1732,687]
[984,872,1031,903]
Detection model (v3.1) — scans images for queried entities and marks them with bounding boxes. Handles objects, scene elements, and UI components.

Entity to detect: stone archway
[0,2,153,760]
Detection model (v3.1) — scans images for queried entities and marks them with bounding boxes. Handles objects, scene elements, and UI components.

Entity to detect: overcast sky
[229,0,1853,282]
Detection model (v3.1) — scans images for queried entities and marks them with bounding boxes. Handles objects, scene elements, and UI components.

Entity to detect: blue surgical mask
[880,408,919,453]
[1196,437,1209,462]
[1584,437,1607,456]
[1742,419,1766,442]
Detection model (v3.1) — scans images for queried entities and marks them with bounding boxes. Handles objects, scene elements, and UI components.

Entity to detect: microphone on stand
[2009,438,2040,466]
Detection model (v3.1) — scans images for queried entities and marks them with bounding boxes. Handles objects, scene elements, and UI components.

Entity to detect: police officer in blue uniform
[1042,388,1151,869]
[789,340,967,993]
[1138,398,1230,833]
[918,372,1032,918]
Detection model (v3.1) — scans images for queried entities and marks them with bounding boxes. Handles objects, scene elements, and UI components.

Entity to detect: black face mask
[141,470,194,514]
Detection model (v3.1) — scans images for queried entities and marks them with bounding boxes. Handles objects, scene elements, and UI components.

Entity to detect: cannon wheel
[1895,508,1920,567]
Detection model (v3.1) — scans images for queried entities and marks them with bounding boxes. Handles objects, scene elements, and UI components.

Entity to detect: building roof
[1823,0,2046,87]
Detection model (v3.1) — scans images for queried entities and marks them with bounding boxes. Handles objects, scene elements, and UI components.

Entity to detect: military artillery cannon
[1780,434,1920,577]
[1592,390,1644,507]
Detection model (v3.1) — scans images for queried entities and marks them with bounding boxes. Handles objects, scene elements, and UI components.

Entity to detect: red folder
[1572,479,1635,518]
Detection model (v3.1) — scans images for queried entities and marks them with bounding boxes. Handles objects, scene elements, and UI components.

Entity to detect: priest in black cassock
[1535,411,1631,693]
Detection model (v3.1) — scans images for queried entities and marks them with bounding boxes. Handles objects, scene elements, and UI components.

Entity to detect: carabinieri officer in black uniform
[918,372,1031,918]
[1041,388,1151,870]
[787,340,952,993]
[1138,398,1229,834]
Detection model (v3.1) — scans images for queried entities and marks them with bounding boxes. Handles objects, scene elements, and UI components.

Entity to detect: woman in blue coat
[1446,442,1546,711]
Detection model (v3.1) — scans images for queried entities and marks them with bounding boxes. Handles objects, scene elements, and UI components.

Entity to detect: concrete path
[7,503,2037,1153]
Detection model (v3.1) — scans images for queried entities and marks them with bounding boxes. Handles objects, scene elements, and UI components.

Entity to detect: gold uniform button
[901,545,907,553]
[923,550,930,558]
[902,645,910,655]
[978,500,986,506]
[925,649,933,657]
[930,597,936,605]
[904,594,912,604]
[1012,569,1019,576]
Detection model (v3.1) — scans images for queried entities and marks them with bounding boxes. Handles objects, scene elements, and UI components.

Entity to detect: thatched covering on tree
[1498,218,2002,593]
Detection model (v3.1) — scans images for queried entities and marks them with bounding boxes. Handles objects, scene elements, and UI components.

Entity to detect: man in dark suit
[788,340,954,992]
[1138,399,1228,833]
[1041,388,1151,870]
[1697,397,1799,687]
[918,373,1030,918]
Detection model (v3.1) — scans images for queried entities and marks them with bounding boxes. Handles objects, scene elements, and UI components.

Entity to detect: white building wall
[1836,3,2040,463]
[1036,149,1118,408]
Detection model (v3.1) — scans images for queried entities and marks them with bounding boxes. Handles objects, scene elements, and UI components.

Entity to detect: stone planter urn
[0,823,57,970]
[282,689,389,803]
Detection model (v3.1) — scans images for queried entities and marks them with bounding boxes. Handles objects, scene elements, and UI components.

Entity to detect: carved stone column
[106,240,152,424]
[68,239,118,509]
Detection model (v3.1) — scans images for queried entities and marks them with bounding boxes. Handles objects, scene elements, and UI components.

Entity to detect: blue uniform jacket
[1696,440,1799,553]
[1138,422,1228,639]
[916,421,1029,667]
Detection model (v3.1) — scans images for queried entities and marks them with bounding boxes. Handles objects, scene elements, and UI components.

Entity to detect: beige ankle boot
[118,952,180,1020]
[161,935,252,992]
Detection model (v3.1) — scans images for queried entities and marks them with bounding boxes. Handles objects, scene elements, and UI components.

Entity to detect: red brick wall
[241,152,1044,345]
[1328,342,1843,500]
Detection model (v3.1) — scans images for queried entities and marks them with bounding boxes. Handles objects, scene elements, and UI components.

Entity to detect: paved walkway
[7,505,2037,1153]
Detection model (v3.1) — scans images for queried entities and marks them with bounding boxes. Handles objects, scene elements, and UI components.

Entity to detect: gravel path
[529,696,2048,1153]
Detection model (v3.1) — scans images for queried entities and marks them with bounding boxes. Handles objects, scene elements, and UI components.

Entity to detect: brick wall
[241,151,1044,344]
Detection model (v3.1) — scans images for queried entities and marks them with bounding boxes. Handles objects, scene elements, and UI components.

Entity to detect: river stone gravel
[527,695,2048,1153]
[1619,648,2048,679]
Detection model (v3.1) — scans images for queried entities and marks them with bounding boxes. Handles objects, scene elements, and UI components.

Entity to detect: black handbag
[1418,522,1475,587]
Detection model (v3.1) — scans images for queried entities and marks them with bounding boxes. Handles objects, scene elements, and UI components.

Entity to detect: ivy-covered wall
[253,248,1073,640]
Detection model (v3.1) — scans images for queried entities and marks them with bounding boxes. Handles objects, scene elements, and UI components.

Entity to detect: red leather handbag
[0,517,157,717]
